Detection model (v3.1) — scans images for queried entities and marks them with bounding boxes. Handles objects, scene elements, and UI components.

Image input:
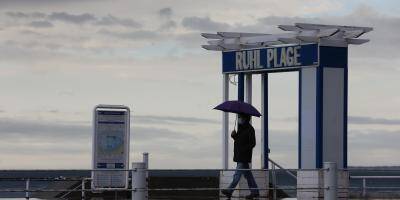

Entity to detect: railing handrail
[268,158,297,179]
[59,181,83,199]
[351,175,400,179]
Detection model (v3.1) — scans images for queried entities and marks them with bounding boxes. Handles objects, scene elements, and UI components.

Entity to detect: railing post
[362,178,366,197]
[132,162,147,200]
[131,167,136,200]
[272,163,277,200]
[143,152,149,169]
[324,162,337,200]
[81,179,85,200]
[143,152,149,199]
[25,178,30,200]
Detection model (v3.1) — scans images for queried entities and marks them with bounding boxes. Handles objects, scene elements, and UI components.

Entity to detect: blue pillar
[343,60,348,168]
[316,66,324,169]
[238,73,244,101]
[261,73,269,169]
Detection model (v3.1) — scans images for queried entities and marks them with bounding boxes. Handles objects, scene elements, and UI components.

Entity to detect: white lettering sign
[267,46,302,68]
[235,50,264,70]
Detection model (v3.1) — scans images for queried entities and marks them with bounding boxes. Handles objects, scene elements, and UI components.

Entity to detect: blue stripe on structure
[97,163,107,168]
[316,66,323,169]
[115,163,125,169]
[262,73,269,169]
[344,55,348,169]
[98,111,125,115]
[319,46,347,68]
[238,73,245,102]
[298,69,302,169]
[98,121,125,124]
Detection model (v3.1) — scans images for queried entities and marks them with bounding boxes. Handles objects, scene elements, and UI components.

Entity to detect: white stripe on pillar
[245,74,252,104]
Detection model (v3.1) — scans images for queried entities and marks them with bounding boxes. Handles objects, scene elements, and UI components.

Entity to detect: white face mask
[238,117,245,125]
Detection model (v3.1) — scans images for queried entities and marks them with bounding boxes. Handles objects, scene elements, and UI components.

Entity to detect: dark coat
[232,123,256,163]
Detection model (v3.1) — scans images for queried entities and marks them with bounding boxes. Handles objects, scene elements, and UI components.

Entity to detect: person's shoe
[221,189,232,198]
[245,193,260,199]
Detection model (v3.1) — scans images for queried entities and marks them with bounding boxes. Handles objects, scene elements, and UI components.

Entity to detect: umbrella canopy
[214,100,262,117]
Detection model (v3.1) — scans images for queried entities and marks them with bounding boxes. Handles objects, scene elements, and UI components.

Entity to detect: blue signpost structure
[202,23,372,170]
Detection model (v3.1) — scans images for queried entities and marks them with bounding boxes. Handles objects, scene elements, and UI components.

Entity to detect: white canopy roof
[202,23,372,51]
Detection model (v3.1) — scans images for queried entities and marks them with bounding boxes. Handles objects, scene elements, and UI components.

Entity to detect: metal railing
[268,158,297,200]
[268,158,297,180]
[0,168,312,200]
[350,175,400,198]
[2,163,400,200]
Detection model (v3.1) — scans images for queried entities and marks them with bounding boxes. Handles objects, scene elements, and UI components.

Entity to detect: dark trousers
[227,162,259,195]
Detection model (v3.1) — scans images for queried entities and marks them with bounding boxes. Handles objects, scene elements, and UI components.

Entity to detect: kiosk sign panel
[222,43,319,73]
[92,105,130,189]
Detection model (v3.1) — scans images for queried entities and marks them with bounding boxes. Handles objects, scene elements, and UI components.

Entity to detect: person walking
[222,114,260,199]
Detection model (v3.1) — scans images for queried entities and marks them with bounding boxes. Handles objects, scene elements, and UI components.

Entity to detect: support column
[261,74,269,169]
[245,74,252,104]
[222,74,229,169]
[299,46,348,169]
[238,73,244,102]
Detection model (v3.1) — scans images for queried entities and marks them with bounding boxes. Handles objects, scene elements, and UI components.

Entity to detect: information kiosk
[92,105,131,189]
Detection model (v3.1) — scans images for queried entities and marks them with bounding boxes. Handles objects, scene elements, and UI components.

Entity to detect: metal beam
[202,23,372,50]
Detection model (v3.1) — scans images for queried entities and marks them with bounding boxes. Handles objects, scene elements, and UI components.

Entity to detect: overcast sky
[0,0,399,169]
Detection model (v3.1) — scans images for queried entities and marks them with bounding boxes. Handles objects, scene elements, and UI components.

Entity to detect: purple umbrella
[214,100,262,117]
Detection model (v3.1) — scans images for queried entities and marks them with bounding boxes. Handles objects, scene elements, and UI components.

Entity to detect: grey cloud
[5,11,46,19]
[349,4,381,18]
[257,16,317,26]
[133,126,195,141]
[175,32,204,48]
[134,115,219,125]
[349,129,400,149]
[349,116,400,125]
[0,0,100,7]
[267,128,400,167]
[279,116,400,126]
[158,7,173,18]
[57,90,75,97]
[134,136,219,160]
[28,20,53,28]
[0,118,90,140]
[47,109,59,113]
[5,11,142,28]
[98,29,159,40]
[0,142,89,155]
[157,8,176,31]
[44,43,62,50]
[0,117,198,156]
[182,16,230,31]
[5,11,29,18]
[159,20,177,31]
[95,14,142,28]
[19,30,43,36]
[0,117,195,142]
[48,12,96,24]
